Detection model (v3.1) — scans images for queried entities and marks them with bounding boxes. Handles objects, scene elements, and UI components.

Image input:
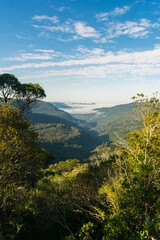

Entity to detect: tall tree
[0,73,20,103]
[0,103,51,239]
[99,93,160,240]
[0,73,46,112]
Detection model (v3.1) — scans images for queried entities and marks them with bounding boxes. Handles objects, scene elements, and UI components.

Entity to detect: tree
[0,73,46,112]
[99,93,160,240]
[0,103,52,239]
[0,103,47,186]
[0,73,20,103]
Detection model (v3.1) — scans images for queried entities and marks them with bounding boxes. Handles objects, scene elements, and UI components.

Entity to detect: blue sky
[0,0,160,105]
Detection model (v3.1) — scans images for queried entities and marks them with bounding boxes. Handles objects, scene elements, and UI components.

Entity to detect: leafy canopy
[99,93,160,240]
[0,73,46,112]
[0,103,53,239]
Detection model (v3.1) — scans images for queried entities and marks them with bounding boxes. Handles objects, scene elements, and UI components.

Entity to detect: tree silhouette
[0,73,46,112]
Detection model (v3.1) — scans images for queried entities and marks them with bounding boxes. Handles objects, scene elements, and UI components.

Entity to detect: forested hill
[73,102,135,122]
[94,102,136,118]
[32,100,77,123]
[29,101,141,161]
[73,102,141,142]
[1,94,160,240]
[28,101,102,162]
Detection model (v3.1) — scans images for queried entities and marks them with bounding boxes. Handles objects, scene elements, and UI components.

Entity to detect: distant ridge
[50,102,71,109]
[28,100,141,161]
[73,102,140,142]
[32,100,76,123]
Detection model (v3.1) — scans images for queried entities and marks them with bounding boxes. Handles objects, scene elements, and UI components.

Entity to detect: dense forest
[28,100,140,162]
[28,101,102,162]
[0,74,160,240]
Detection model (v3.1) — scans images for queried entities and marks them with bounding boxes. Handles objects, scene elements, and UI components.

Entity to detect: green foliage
[29,112,101,162]
[30,158,110,240]
[99,94,160,240]
[54,159,80,172]
[31,100,75,122]
[0,103,51,240]
[1,92,160,240]
[73,102,141,143]
[0,103,50,185]
[0,73,20,103]
[0,73,46,112]
[78,222,95,240]
[17,83,46,112]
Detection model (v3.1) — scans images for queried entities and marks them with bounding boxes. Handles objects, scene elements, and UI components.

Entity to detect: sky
[0,0,160,105]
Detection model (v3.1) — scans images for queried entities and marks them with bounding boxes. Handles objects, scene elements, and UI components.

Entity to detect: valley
[28,100,140,162]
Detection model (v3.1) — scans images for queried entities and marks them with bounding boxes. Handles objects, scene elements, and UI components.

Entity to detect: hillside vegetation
[29,112,101,162]
[32,100,76,122]
[0,94,160,240]
[28,101,143,162]
[73,102,141,142]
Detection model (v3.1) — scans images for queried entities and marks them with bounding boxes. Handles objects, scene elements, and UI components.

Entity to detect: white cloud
[2,46,160,77]
[38,31,50,38]
[32,14,73,35]
[33,22,73,33]
[93,37,108,43]
[5,53,53,62]
[57,6,71,12]
[56,36,75,42]
[31,13,160,43]
[112,6,130,16]
[19,61,160,82]
[16,34,30,40]
[106,19,159,39]
[32,15,59,23]
[94,38,114,43]
[34,49,55,53]
[96,6,130,21]
[77,46,105,56]
[4,49,60,62]
[74,21,100,38]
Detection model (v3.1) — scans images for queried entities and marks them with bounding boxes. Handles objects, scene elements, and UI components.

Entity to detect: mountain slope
[32,100,76,123]
[29,101,141,161]
[28,112,101,162]
[73,102,141,142]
